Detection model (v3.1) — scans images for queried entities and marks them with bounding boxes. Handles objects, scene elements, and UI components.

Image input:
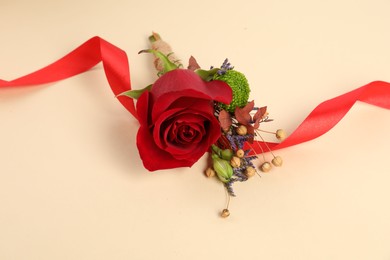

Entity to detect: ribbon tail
[0,36,137,119]
[249,81,390,153]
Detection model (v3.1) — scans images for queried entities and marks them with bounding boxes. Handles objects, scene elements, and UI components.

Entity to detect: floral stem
[149,32,182,72]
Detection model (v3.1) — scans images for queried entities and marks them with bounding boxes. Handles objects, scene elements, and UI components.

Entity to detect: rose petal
[153,93,219,123]
[204,79,233,105]
[166,119,204,145]
[177,123,203,143]
[152,107,184,149]
[136,90,152,127]
[152,90,215,122]
[152,106,219,161]
[136,125,196,171]
[151,69,232,103]
[167,113,221,161]
[154,109,207,150]
[166,116,205,147]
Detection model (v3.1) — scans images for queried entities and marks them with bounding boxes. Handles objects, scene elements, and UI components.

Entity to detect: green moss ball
[214,70,250,112]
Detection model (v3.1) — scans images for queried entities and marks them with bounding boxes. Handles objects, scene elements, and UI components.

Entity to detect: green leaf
[211,144,222,156]
[117,84,152,99]
[195,68,220,81]
[138,49,178,74]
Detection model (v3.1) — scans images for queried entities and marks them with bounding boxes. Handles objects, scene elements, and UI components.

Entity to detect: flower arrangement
[121,33,286,217]
[2,33,389,218]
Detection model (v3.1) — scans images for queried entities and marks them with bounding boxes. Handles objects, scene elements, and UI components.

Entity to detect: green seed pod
[221,149,233,161]
[213,158,233,183]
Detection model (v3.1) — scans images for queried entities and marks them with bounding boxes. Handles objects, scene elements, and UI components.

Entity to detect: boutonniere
[123,33,286,217]
[1,33,389,218]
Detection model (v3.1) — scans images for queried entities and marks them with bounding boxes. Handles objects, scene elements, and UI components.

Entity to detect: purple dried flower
[226,134,237,151]
[225,181,236,196]
[217,58,234,75]
[245,155,258,161]
[221,58,234,71]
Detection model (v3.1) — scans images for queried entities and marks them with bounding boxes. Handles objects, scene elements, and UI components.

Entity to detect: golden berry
[205,167,215,177]
[221,209,230,218]
[276,129,286,141]
[236,125,247,136]
[260,162,272,172]
[230,156,241,168]
[245,166,256,177]
[271,156,283,167]
[236,149,245,158]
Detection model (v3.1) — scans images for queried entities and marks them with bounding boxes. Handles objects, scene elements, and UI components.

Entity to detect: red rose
[136,69,232,171]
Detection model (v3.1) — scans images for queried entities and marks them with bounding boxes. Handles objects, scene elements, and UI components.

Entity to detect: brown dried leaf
[254,106,267,120]
[246,125,255,143]
[253,106,267,129]
[218,110,232,132]
[234,101,255,125]
[187,56,201,71]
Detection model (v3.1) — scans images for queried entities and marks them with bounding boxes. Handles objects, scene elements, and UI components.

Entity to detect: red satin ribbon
[249,80,390,153]
[1,37,390,153]
[0,37,137,119]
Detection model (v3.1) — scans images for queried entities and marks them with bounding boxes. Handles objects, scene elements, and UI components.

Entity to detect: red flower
[136,69,232,171]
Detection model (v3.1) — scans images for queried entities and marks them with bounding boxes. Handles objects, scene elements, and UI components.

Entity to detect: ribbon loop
[0,37,137,118]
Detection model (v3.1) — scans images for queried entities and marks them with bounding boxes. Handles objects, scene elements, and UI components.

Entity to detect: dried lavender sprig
[233,134,253,141]
[225,172,249,197]
[236,136,246,149]
[245,155,258,161]
[217,58,234,75]
[233,165,247,174]
[246,160,256,169]
[229,134,253,150]
[225,181,236,197]
[225,134,237,151]
[233,173,248,182]
[221,58,234,70]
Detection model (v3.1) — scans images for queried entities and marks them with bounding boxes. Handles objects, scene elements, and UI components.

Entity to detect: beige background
[1,0,390,259]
